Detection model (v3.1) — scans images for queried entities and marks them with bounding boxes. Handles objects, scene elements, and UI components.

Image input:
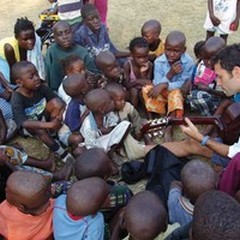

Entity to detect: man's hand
[180,117,203,142]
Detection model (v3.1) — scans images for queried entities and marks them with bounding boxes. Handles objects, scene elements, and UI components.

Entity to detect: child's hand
[49,117,62,131]
[210,15,221,26]
[181,79,192,96]
[196,82,209,91]
[140,62,150,74]
[230,20,239,31]
[168,61,182,78]
[147,83,168,98]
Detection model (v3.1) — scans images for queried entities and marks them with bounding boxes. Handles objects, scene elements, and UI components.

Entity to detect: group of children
[0,0,240,239]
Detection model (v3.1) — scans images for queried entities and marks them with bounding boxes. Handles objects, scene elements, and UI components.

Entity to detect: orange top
[0,199,54,240]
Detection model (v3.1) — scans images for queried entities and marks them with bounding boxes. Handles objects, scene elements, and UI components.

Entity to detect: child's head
[193,40,205,60]
[85,88,114,114]
[11,61,41,89]
[81,4,101,33]
[62,55,85,76]
[6,171,50,216]
[124,191,167,240]
[165,30,186,64]
[181,159,215,204]
[75,148,112,180]
[129,37,149,68]
[14,17,35,51]
[67,177,108,216]
[63,73,89,99]
[141,19,161,46]
[95,51,121,79]
[105,83,126,111]
[191,190,240,240]
[53,21,73,49]
[203,36,226,69]
[46,97,66,121]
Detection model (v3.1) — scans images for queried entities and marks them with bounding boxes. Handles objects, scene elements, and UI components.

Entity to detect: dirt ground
[0,0,239,191]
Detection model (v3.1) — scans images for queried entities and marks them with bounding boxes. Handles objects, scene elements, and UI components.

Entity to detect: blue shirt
[64,98,85,132]
[153,53,194,90]
[74,24,118,57]
[53,194,104,240]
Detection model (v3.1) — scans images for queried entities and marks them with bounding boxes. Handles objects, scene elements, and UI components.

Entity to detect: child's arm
[208,0,221,26]
[123,61,138,89]
[196,83,227,98]
[3,44,17,70]
[230,0,240,31]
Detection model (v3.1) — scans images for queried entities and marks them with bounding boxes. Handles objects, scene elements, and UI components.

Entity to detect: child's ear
[183,46,187,53]
[15,78,22,87]
[17,204,27,214]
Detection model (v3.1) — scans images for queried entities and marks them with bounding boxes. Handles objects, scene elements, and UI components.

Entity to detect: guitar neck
[168,116,221,126]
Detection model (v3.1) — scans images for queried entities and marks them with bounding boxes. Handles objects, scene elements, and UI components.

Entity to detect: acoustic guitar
[140,102,240,145]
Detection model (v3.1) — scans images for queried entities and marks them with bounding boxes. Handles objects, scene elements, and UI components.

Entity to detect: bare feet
[53,159,73,181]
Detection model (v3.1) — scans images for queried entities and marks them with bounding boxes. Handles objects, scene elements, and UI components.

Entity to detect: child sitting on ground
[142,30,194,141]
[58,73,90,156]
[11,61,72,162]
[185,36,227,116]
[80,88,155,161]
[74,4,130,63]
[95,51,126,86]
[105,82,153,144]
[141,19,164,62]
[168,159,215,226]
[123,37,153,108]
[110,191,180,240]
[53,177,108,240]
[45,20,99,92]
[0,171,54,240]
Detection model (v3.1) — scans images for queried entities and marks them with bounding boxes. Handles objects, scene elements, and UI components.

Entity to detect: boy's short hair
[66,177,108,216]
[11,61,35,82]
[105,82,125,97]
[212,43,240,72]
[125,191,167,240]
[81,3,97,19]
[14,17,34,37]
[166,30,186,46]
[129,37,149,52]
[193,40,205,59]
[192,190,240,240]
[141,19,162,35]
[74,148,112,180]
[181,159,215,203]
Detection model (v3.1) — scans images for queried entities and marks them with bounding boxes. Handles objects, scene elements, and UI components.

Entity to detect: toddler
[123,37,153,108]
[0,171,54,240]
[53,177,108,240]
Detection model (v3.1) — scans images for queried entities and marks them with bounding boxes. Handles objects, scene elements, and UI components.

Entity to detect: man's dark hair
[212,43,240,73]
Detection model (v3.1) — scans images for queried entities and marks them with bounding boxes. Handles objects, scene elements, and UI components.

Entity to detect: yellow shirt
[149,39,165,57]
[0,36,20,61]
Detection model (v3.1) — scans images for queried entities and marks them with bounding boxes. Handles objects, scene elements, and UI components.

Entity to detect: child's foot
[44,152,56,172]
[163,126,173,142]
[53,159,73,181]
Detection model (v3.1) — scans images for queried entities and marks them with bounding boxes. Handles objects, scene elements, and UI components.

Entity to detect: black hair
[81,3,98,19]
[212,43,240,73]
[61,55,83,74]
[14,17,34,37]
[193,40,205,59]
[192,190,240,240]
[11,60,35,83]
[129,37,149,52]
